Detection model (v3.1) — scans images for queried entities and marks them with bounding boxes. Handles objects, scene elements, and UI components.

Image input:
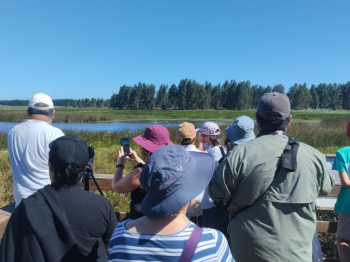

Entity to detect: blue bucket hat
[226,115,255,144]
[140,145,215,218]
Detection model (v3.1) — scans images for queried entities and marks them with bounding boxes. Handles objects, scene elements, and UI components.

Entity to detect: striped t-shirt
[108,220,235,262]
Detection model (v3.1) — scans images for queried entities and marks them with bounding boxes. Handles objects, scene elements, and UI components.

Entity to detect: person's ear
[52,109,55,120]
[255,112,259,125]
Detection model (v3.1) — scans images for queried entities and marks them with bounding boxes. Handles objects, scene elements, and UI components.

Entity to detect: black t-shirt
[51,182,118,262]
[128,187,146,220]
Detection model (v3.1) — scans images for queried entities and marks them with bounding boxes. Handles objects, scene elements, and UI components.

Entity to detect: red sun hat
[347,122,350,136]
[133,125,174,153]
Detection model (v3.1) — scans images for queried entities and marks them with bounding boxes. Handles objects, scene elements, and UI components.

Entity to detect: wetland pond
[0,120,231,133]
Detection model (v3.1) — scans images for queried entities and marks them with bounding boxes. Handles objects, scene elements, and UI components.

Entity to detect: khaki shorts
[337,213,350,240]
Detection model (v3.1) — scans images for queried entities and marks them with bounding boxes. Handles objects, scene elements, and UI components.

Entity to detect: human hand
[197,132,204,143]
[117,147,129,165]
[128,148,145,164]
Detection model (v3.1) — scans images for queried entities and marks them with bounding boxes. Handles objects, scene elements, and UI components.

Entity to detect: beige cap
[177,122,196,143]
[28,93,54,110]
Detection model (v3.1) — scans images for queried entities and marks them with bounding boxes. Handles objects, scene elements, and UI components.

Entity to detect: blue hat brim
[226,126,256,145]
[141,151,215,218]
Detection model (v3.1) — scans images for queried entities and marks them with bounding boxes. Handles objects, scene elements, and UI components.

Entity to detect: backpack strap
[178,225,203,262]
[232,137,300,219]
[218,146,226,164]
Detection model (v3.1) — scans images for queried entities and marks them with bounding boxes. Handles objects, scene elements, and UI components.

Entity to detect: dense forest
[1,79,350,110]
[110,80,350,110]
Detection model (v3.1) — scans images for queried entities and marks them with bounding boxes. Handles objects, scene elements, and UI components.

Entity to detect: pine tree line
[110,80,350,110]
[1,80,350,110]
[0,98,111,108]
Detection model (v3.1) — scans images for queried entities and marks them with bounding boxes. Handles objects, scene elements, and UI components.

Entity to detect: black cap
[49,135,89,168]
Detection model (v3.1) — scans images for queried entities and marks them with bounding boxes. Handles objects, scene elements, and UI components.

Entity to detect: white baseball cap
[28,93,54,110]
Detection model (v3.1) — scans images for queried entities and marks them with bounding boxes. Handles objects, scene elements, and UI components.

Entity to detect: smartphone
[121,138,130,156]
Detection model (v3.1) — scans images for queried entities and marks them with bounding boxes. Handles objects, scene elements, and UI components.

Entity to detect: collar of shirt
[257,129,288,138]
[182,144,201,152]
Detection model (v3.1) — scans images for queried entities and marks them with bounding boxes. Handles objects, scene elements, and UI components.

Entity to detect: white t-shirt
[182,144,205,217]
[7,119,64,206]
[201,145,227,209]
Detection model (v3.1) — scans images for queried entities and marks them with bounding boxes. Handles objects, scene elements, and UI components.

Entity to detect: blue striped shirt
[108,220,235,262]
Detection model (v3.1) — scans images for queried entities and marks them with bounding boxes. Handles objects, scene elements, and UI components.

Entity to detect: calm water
[0,120,230,133]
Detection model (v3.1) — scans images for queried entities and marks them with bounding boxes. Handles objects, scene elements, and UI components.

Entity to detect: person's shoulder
[208,145,224,154]
[45,123,64,134]
[21,188,47,208]
[298,142,325,159]
[336,146,350,156]
[8,121,27,135]
[79,190,114,208]
[201,227,227,242]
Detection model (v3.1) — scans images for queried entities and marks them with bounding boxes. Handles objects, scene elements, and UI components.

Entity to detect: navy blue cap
[140,145,215,218]
[226,115,255,144]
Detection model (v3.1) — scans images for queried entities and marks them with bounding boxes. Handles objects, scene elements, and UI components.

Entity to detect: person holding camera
[112,125,173,220]
[1,135,117,262]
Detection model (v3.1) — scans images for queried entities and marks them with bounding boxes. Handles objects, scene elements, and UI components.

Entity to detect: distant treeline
[2,80,350,110]
[0,98,111,108]
[110,79,350,110]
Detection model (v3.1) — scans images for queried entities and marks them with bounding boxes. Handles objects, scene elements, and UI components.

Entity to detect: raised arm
[111,147,144,193]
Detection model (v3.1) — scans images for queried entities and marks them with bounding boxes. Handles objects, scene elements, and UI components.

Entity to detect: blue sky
[0,1,349,100]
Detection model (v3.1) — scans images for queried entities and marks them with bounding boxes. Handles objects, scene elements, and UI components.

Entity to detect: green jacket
[208,133,334,262]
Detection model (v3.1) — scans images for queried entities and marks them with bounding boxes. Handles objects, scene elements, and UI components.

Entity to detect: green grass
[1,117,349,209]
[1,108,350,123]
[1,115,346,257]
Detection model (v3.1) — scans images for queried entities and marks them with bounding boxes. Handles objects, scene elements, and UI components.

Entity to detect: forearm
[111,167,124,192]
[112,168,142,193]
[339,171,350,188]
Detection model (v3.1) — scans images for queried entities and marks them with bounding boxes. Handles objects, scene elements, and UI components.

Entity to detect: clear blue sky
[1,1,349,100]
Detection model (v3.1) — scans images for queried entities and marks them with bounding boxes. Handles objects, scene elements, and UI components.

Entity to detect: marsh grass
[0,111,114,123]
[1,108,350,123]
[0,151,14,207]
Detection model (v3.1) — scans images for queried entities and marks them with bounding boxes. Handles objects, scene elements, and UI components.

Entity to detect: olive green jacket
[208,133,334,262]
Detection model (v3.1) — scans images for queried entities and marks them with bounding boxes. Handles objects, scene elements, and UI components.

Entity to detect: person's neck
[126,210,190,235]
[28,115,52,125]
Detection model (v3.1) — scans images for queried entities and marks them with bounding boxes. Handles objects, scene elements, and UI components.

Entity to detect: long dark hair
[51,161,84,185]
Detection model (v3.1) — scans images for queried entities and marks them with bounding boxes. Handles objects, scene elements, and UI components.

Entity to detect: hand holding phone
[121,138,130,156]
